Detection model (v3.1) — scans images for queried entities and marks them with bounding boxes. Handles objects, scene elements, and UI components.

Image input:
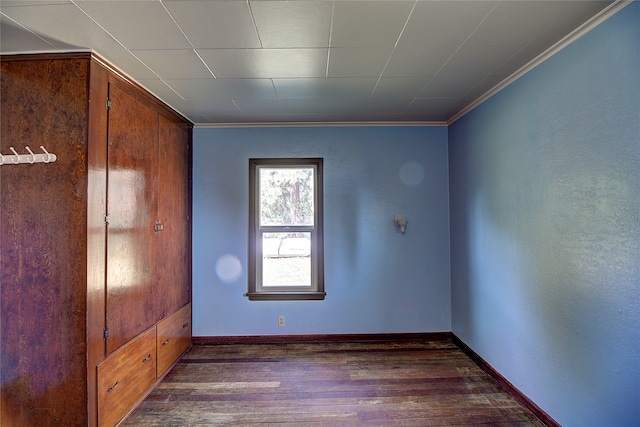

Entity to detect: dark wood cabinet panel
[1,56,92,427]
[156,115,191,319]
[105,82,159,355]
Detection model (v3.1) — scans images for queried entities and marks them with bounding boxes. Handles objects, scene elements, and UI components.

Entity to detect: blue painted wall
[192,126,451,336]
[449,3,639,426]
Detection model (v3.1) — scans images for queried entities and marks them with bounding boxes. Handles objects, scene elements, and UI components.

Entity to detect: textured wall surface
[449,3,639,426]
[192,126,451,336]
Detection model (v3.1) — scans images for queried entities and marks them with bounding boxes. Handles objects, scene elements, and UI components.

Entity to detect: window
[247,158,324,301]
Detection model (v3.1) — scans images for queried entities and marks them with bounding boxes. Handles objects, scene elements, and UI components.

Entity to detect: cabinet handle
[162,339,170,346]
[142,353,152,362]
[107,381,119,392]
[182,322,189,328]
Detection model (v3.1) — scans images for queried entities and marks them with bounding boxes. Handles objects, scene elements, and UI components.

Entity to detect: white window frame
[246,158,325,301]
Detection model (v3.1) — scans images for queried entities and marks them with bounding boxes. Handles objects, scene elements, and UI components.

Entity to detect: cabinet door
[155,114,191,319]
[106,82,158,355]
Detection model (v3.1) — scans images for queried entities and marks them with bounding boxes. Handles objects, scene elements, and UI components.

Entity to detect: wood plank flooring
[121,339,544,426]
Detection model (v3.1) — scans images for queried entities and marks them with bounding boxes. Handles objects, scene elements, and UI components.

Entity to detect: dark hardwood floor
[121,339,544,426]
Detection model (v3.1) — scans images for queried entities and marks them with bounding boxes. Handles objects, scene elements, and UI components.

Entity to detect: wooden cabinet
[0,53,192,427]
[157,303,192,377]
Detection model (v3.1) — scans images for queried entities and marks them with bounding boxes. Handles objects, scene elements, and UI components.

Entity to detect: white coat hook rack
[0,146,57,166]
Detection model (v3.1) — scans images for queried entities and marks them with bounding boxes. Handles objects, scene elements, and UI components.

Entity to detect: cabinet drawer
[97,327,156,427]
[157,303,192,377]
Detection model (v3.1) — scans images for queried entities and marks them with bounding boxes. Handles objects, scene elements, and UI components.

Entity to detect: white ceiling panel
[0,2,101,49]
[167,78,277,101]
[372,77,432,99]
[408,97,459,122]
[199,48,328,79]
[0,0,620,124]
[327,47,393,78]
[420,46,522,98]
[1,15,61,52]
[133,49,214,80]
[136,78,185,107]
[75,0,190,50]
[170,97,242,118]
[466,1,570,47]
[251,1,332,48]
[273,78,378,99]
[330,1,414,48]
[164,0,260,49]
[382,1,497,78]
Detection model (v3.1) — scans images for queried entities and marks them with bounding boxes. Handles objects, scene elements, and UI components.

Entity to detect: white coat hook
[25,146,35,164]
[9,147,20,164]
[41,146,55,163]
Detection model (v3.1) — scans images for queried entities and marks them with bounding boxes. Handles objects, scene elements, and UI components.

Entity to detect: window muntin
[247,158,324,301]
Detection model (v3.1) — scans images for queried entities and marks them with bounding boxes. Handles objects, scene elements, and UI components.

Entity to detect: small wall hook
[394,214,407,233]
[25,146,35,164]
[41,146,53,163]
[9,147,20,164]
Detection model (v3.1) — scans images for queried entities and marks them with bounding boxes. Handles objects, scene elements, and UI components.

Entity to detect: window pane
[262,232,311,287]
[259,167,314,226]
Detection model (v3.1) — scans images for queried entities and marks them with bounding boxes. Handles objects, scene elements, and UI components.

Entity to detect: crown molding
[195,120,447,129]
[447,0,633,126]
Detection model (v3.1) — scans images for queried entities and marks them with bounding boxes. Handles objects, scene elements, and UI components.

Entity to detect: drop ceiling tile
[164,0,260,49]
[273,78,377,99]
[132,49,213,80]
[136,78,186,112]
[166,78,277,100]
[171,97,242,116]
[383,1,496,77]
[1,1,69,6]
[372,77,432,99]
[419,46,519,98]
[327,47,393,78]
[0,2,99,49]
[0,15,60,52]
[235,97,408,116]
[399,1,496,46]
[198,48,328,79]
[330,1,414,48]
[457,75,506,103]
[250,1,332,48]
[96,48,159,81]
[382,44,453,78]
[75,0,190,50]
[465,2,571,49]
[407,97,459,121]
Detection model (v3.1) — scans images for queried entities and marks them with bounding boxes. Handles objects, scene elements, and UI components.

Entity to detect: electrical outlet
[278,315,285,327]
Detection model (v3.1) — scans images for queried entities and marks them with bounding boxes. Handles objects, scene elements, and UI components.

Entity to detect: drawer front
[97,327,157,427]
[157,303,192,377]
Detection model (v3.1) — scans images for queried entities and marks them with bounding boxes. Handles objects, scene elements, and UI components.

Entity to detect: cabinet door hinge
[104,214,110,225]
[106,98,112,110]
[103,328,110,340]
[154,221,164,233]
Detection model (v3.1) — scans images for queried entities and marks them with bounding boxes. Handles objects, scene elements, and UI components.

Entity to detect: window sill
[245,291,326,301]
